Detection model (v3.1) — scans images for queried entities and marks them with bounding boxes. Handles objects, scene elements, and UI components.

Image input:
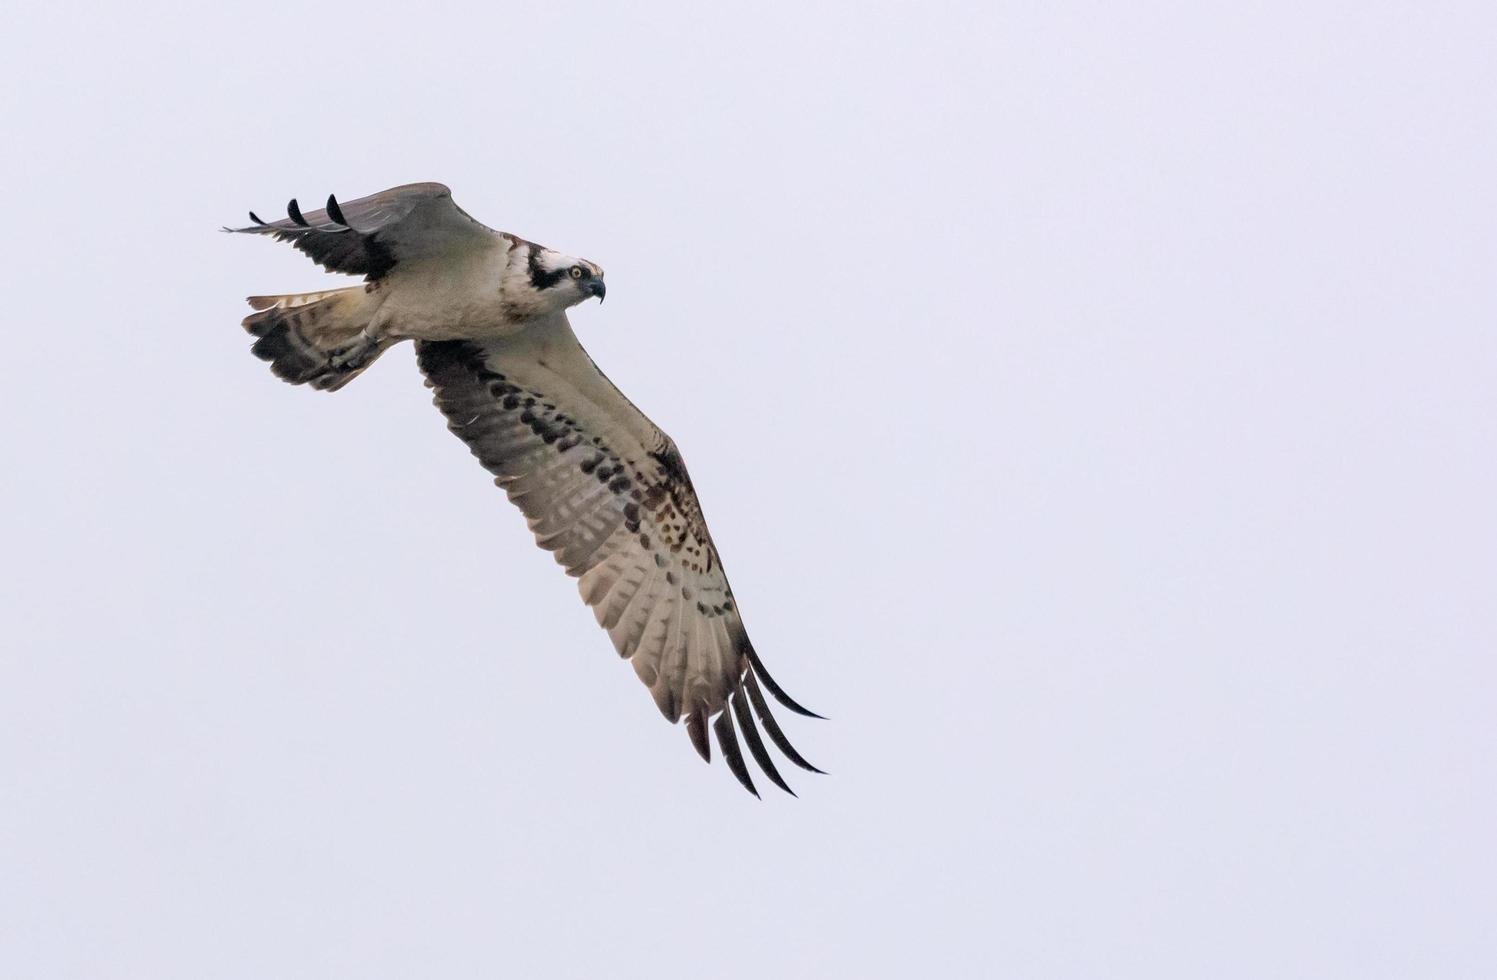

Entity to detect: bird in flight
[226,182,821,796]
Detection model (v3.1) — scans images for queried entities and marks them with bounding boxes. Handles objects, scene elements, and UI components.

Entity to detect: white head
[503,241,606,318]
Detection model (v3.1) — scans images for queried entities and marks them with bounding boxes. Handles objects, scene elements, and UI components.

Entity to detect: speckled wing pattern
[223,181,499,279]
[416,316,822,795]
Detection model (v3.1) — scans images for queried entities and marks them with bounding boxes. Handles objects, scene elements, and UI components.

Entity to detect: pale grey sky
[2,2,1494,977]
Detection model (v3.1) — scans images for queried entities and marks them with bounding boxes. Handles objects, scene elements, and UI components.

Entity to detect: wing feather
[744,669,825,775]
[226,182,503,279]
[686,707,712,764]
[731,674,794,796]
[416,316,821,793]
[713,708,758,798]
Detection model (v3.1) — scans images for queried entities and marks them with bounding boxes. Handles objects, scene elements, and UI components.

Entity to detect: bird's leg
[327,328,381,371]
[325,304,393,374]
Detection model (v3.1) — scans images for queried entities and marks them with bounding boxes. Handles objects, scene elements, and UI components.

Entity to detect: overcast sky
[2,3,1494,978]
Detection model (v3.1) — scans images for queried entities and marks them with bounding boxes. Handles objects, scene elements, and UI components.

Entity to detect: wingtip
[287,198,308,227]
[745,645,824,719]
[712,709,759,798]
[731,682,796,796]
[743,669,825,775]
[651,684,679,724]
[326,193,348,227]
[686,707,711,764]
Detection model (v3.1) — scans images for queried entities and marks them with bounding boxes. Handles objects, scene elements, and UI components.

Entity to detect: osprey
[226,182,820,796]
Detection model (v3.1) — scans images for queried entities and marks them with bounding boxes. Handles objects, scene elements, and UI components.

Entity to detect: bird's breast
[380,253,528,341]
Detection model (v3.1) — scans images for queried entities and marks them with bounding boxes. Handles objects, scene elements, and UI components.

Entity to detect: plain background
[2,3,1493,977]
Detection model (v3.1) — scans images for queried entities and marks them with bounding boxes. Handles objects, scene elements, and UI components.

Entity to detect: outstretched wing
[416,317,822,795]
[225,182,502,279]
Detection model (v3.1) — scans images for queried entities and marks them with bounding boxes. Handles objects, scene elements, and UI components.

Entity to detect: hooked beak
[585,279,606,303]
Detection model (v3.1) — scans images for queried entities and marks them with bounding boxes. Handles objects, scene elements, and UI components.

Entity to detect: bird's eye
[569,265,585,280]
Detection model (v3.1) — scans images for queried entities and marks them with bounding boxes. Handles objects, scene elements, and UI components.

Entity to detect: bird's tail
[240,286,394,391]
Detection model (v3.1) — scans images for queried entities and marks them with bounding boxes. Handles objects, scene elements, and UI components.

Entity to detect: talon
[328,332,379,371]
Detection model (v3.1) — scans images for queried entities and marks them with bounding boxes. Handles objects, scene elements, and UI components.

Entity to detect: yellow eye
[569,265,585,279]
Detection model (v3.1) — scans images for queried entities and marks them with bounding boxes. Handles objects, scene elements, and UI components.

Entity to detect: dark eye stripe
[526,246,566,290]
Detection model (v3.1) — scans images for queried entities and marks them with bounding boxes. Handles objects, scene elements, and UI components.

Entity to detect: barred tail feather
[240,287,391,391]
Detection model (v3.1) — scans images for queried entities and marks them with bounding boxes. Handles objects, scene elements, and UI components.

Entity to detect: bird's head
[523,244,606,312]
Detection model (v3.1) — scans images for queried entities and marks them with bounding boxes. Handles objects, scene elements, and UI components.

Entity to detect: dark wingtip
[287,198,308,226]
[248,210,267,226]
[652,685,679,723]
[731,682,795,796]
[713,710,759,798]
[326,193,348,227]
[744,669,826,775]
[686,706,711,764]
[745,645,825,719]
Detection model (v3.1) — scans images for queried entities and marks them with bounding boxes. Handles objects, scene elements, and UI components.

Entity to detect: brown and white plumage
[229,182,497,279]
[226,182,821,795]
